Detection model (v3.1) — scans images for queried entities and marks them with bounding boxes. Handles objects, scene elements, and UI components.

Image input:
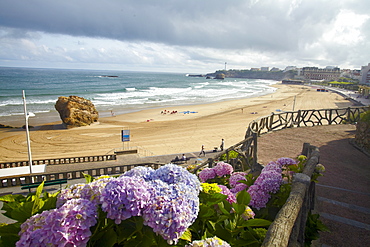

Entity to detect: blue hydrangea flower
[17,199,97,247]
[56,183,86,208]
[150,164,201,193]
[100,176,151,224]
[122,166,155,180]
[79,177,112,205]
[141,165,200,245]
[143,181,199,245]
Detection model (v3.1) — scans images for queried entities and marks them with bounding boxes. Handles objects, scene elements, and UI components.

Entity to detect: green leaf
[202,193,228,206]
[0,194,16,203]
[83,173,94,183]
[240,219,271,227]
[232,203,246,215]
[237,190,251,205]
[198,204,215,218]
[31,181,45,215]
[179,228,192,242]
[217,202,230,215]
[214,223,232,242]
[94,227,118,247]
[0,235,20,247]
[0,222,21,235]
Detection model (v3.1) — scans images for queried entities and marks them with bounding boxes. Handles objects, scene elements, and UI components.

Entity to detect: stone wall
[355,116,370,153]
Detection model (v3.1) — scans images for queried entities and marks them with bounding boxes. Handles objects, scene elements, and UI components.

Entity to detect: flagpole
[22,90,33,174]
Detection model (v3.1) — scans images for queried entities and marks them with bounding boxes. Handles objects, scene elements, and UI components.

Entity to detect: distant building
[284,66,296,72]
[270,67,280,72]
[301,67,341,81]
[260,67,269,71]
[341,69,361,80]
[360,63,370,85]
[250,68,260,71]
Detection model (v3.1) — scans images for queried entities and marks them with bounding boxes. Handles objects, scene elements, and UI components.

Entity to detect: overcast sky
[0,0,369,73]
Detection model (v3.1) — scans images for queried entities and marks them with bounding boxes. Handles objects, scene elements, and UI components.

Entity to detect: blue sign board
[121,130,130,142]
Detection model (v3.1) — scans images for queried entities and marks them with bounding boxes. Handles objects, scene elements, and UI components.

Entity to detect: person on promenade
[220,139,224,151]
[181,154,187,161]
[199,145,205,156]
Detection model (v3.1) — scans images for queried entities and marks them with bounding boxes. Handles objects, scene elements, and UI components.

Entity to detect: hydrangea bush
[0,156,321,246]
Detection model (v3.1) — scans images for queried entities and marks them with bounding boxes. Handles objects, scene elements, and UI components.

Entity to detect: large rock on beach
[55,96,99,127]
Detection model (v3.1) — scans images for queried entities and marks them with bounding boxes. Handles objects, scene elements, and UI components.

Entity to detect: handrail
[0,162,164,188]
[193,106,367,174]
[262,144,320,246]
[0,154,117,169]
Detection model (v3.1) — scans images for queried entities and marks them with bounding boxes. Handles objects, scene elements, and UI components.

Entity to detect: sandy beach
[0,83,355,162]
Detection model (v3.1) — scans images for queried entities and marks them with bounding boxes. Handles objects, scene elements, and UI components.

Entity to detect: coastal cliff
[206,69,296,80]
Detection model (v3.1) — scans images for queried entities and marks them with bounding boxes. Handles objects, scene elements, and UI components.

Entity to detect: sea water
[0,67,278,125]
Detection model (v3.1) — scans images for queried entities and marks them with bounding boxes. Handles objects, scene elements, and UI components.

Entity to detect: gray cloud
[0,0,369,71]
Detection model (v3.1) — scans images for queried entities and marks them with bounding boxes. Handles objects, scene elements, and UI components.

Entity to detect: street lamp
[22,90,34,174]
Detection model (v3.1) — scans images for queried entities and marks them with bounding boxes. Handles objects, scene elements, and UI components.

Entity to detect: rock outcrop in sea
[55,96,99,127]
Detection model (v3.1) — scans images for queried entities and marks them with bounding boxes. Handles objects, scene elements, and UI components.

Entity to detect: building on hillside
[360,63,370,85]
[260,67,269,71]
[270,67,280,71]
[301,67,341,81]
[284,66,296,72]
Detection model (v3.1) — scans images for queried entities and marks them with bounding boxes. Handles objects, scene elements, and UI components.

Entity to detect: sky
[0,0,369,73]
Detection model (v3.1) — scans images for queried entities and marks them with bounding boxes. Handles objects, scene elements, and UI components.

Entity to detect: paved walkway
[257,124,370,247]
[319,85,370,106]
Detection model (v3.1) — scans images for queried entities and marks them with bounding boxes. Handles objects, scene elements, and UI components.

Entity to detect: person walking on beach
[199,145,205,156]
[220,139,224,151]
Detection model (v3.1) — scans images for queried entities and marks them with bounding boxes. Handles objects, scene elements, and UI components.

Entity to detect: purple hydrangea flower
[276,157,297,166]
[213,162,234,177]
[143,180,199,245]
[230,183,248,194]
[100,176,151,224]
[263,161,282,173]
[150,164,201,192]
[122,166,155,181]
[198,168,216,182]
[247,185,271,210]
[17,199,97,247]
[229,172,247,188]
[79,177,112,205]
[56,183,85,208]
[254,170,282,194]
[218,185,237,204]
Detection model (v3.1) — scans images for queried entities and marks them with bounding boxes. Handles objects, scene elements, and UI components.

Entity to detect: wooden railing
[0,162,163,188]
[195,106,367,173]
[246,106,366,137]
[0,154,117,169]
[262,143,319,246]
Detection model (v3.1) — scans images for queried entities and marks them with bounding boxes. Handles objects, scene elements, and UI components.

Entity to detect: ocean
[0,67,278,126]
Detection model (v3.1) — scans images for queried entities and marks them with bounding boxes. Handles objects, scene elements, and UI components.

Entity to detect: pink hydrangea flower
[198,168,216,182]
[213,162,233,177]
